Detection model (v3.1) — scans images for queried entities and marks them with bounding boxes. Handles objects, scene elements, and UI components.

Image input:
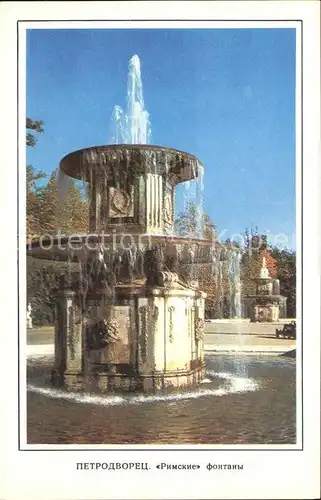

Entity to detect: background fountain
[248,256,285,322]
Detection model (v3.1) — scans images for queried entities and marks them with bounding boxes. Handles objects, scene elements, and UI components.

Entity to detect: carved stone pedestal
[136,285,206,390]
[49,145,207,393]
[252,302,280,322]
[52,287,83,389]
[249,266,281,323]
[52,278,206,392]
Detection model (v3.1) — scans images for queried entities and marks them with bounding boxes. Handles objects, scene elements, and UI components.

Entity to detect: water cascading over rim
[59,144,203,237]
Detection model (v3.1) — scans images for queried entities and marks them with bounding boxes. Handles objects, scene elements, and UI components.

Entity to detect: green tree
[203,213,217,241]
[270,247,296,317]
[26,118,47,240]
[39,170,60,234]
[27,256,79,325]
[174,201,198,236]
[39,169,89,235]
[175,204,223,316]
[26,117,44,147]
[26,166,47,239]
[174,201,217,240]
[244,226,268,255]
[61,179,89,234]
[26,117,89,325]
[241,227,276,296]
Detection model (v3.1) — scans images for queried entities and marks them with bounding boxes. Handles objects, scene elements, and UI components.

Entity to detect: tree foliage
[174,203,232,317]
[26,119,47,240]
[26,119,89,240]
[27,257,79,325]
[26,119,89,323]
[174,201,217,240]
[26,165,47,240]
[39,169,89,235]
[270,246,296,317]
[26,117,44,147]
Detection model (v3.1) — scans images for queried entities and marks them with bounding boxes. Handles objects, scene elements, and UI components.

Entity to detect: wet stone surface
[26,354,296,445]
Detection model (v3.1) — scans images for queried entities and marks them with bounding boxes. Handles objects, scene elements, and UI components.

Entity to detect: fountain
[27,54,245,393]
[25,55,296,448]
[248,256,286,322]
[28,144,208,392]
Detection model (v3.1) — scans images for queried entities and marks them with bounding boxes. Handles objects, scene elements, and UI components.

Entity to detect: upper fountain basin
[60,144,203,183]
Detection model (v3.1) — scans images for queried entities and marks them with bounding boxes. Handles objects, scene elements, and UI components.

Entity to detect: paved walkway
[205,318,295,334]
[203,319,296,354]
[204,333,295,354]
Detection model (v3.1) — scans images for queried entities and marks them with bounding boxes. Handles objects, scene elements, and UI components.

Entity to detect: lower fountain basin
[52,362,206,393]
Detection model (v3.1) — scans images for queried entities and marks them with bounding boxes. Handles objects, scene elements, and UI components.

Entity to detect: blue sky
[27,28,296,248]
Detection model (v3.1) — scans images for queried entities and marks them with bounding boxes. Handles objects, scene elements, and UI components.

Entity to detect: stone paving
[204,319,296,354]
[204,333,295,354]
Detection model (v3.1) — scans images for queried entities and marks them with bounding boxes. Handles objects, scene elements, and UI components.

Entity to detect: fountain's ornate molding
[158,271,179,287]
[186,279,199,290]
[195,318,205,342]
[168,306,175,343]
[102,318,119,344]
[164,191,173,223]
[67,305,76,360]
[139,304,158,365]
[109,186,134,217]
[139,304,149,365]
[87,318,120,350]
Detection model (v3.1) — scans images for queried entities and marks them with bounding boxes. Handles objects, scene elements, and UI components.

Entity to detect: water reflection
[27,354,296,445]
